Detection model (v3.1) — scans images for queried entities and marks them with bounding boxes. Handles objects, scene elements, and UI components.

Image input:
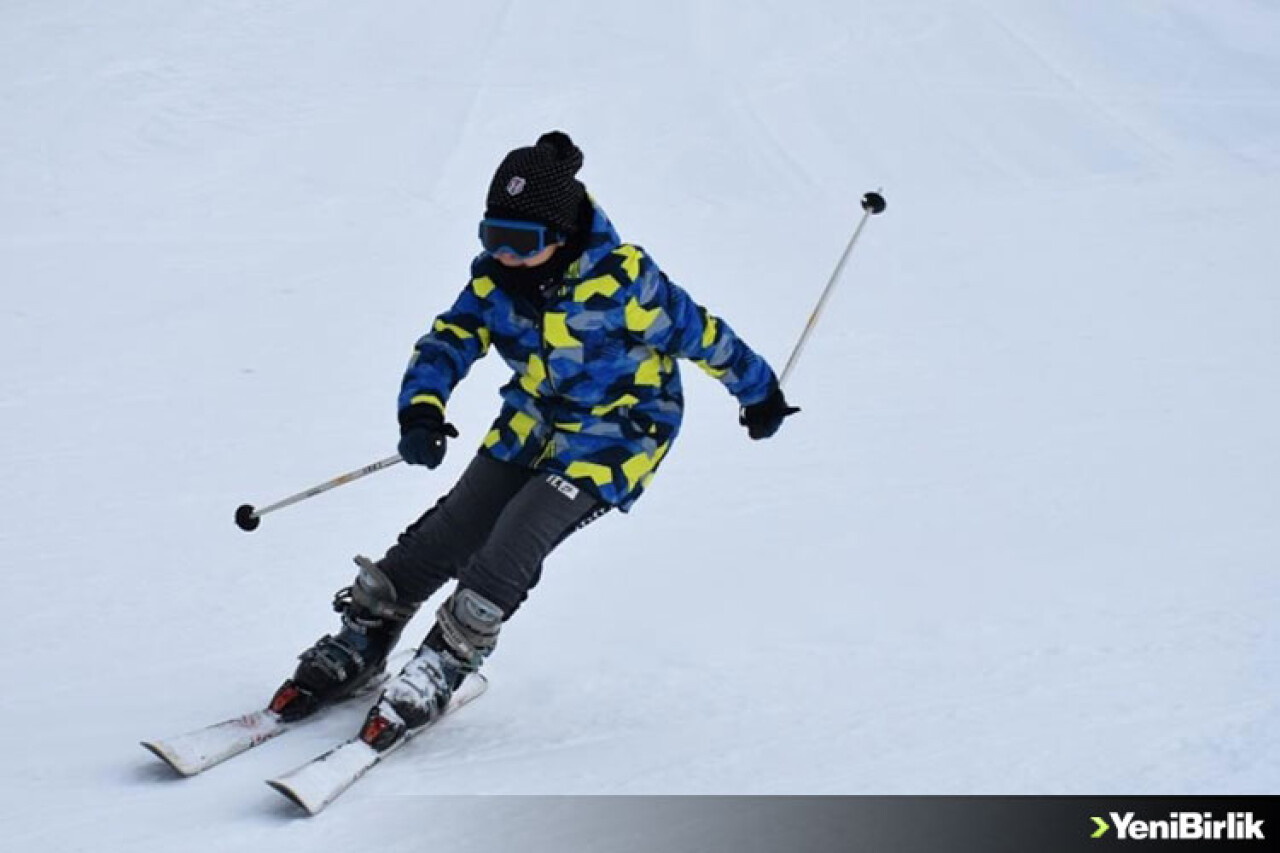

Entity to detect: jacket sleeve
[398,278,493,416]
[621,247,776,406]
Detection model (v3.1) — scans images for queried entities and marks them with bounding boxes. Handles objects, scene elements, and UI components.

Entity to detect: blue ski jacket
[399,200,777,510]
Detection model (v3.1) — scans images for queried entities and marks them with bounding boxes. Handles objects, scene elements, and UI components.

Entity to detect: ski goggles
[478,217,564,259]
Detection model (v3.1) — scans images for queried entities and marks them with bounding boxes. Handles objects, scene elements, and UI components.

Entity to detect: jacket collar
[565,198,623,281]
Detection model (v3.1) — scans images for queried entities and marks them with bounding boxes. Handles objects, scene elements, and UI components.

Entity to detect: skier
[268,131,799,748]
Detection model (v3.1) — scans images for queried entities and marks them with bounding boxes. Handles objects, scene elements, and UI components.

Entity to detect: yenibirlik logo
[1091,812,1265,841]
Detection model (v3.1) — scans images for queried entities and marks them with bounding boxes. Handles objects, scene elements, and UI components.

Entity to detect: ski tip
[140,741,197,777]
[265,778,323,816]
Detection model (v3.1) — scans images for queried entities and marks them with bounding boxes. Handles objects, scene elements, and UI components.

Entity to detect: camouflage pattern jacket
[399,201,777,510]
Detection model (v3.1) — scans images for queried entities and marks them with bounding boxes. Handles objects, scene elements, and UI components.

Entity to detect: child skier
[268,131,799,749]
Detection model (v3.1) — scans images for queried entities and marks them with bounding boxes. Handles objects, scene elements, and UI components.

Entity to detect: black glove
[739,384,800,440]
[397,404,459,469]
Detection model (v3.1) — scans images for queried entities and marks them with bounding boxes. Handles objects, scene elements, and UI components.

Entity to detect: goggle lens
[478,218,560,259]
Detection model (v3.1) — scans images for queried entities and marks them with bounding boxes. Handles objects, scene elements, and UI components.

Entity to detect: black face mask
[487,200,592,301]
[489,245,575,297]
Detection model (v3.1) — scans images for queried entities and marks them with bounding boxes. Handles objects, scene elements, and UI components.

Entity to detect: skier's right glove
[397,403,459,469]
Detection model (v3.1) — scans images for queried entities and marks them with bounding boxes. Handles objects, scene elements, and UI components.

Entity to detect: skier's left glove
[739,383,800,440]
[397,403,459,468]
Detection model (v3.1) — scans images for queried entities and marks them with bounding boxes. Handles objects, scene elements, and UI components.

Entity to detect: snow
[1,0,1277,848]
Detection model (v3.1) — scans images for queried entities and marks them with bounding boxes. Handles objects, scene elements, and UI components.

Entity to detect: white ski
[142,709,290,777]
[265,673,488,816]
[141,650,410,777]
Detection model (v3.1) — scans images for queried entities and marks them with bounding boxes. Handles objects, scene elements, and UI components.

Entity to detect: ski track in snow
[1,0,1278,850]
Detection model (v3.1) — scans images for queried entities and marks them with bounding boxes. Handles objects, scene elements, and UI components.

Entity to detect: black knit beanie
[486,131,587,235]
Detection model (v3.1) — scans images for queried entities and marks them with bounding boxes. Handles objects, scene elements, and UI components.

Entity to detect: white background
[1,1,1277,849]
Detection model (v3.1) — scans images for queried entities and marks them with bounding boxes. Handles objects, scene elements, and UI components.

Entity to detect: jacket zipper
[532,284,569,465]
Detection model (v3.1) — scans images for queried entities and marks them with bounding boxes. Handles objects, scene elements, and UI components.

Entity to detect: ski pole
[235,454,404,532]
[778,190,886,387]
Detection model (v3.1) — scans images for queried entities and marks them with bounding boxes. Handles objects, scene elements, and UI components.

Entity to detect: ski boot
[269,556,418,722]
[360,587,502,751]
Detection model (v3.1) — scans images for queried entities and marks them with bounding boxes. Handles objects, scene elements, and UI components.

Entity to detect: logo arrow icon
[1092,816,1111,839]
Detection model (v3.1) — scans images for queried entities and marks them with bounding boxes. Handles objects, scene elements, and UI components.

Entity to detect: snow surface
[2,0,1278,849]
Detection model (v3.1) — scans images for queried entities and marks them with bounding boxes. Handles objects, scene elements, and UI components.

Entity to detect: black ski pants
[378,454,607,618]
